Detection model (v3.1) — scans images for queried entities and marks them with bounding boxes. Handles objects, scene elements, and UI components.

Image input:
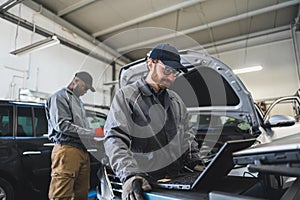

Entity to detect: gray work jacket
[104,78,199,182]
[46,88,93,151]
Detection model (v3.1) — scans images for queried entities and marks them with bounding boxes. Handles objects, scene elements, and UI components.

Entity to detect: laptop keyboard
[161,171,202,185]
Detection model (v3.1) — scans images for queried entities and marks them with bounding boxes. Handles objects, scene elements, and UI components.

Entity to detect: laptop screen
[192,138,256,191]
[156,138,255,191]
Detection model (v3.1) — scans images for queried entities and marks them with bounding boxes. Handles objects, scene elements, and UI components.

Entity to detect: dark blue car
[0,100,106,200]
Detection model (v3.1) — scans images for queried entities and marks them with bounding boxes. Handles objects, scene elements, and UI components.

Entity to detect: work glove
[122,175,152,200]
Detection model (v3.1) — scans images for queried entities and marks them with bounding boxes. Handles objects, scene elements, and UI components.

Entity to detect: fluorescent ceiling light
[233,65,263,74]
[10,35,60,56]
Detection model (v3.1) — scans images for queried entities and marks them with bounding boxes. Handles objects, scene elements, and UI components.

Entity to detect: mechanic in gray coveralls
[104,44,202,200]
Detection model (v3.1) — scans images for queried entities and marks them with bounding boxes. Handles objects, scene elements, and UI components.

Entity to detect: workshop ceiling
[4,0,300,63]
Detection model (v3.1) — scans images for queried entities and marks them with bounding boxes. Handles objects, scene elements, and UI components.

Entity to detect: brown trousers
[48,144,90,200]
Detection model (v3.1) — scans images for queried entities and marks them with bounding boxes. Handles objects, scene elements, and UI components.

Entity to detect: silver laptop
[156,138,256,191]
[233,134,300,165]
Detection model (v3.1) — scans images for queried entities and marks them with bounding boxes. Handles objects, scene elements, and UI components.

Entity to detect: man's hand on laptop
[122,175,152,200]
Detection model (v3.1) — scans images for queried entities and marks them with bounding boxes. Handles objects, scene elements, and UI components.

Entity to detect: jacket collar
[137,78,171,108]
[137,78,154,96]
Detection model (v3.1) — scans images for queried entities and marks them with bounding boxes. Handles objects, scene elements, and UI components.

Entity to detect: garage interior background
[0,0,299,109]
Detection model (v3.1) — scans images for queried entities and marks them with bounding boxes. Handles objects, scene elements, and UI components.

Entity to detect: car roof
[0,99,45,107]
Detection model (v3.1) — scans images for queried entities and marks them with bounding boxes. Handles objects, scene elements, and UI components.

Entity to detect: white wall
[215,39,299,101]
[0,18,113,107]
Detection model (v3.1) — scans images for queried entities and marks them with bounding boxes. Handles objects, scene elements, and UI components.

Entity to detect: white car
[120,50,298,150]
[104,50,298,199]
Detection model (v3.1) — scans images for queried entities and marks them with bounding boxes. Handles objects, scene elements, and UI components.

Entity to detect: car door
[85,110,107,188]
[15,104,52,197]
[0,103,24,191]
[260,96,300,142]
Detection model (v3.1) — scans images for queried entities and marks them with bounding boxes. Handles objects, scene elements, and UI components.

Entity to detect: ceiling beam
[0,0,24,12]
[201,25,291,54]
[58,0,97,17]
[92,0,207,37]
[117,0,300,53]
[22,0,131,64]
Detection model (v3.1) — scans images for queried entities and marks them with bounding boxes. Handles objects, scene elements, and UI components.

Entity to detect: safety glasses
[155,61,180,76]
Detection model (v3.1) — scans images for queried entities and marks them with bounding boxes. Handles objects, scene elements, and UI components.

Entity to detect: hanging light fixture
[10,35,60,56]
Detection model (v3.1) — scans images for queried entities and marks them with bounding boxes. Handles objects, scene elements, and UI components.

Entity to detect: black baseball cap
[149,43,187,73]
[75,71,96,92]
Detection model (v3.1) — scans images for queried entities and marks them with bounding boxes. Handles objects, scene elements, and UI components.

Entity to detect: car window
[34,107,48,136]
[0,105,13,136]
[189,113,251,133]
[189,113,253,155]
[17,106,33,136]
[86,111,106,129]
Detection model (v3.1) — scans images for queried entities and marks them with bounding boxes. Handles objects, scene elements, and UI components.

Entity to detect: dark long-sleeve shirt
[46,88,93,151]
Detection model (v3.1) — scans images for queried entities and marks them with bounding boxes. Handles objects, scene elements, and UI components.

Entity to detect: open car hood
[119,50,261,134]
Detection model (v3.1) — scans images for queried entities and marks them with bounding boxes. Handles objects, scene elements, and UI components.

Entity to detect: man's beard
[73,86,84,97]
[151,67,173,90]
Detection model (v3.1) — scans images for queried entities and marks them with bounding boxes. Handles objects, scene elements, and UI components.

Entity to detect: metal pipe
[291,22,300,87]
[9,75,24,99]
[0,11,121,65]
[0,0,24,11]
[22,0,131,64]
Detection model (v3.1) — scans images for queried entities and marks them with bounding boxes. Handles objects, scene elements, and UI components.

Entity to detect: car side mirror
[265,115,295,127]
